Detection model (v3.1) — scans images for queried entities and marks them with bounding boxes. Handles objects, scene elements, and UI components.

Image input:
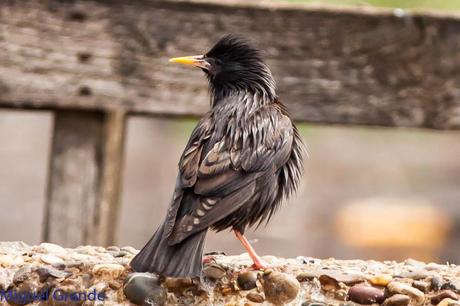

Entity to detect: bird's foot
[250,260,270,271]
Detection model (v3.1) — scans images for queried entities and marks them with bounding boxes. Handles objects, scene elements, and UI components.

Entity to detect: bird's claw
[250,259,270,271]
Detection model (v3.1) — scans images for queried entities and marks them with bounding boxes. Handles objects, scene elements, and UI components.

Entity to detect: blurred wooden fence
[0,0,459,247]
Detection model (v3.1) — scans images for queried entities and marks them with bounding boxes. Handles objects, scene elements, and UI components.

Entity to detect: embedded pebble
[427,263,445,271]
[237,271,258,290]
[369,274,392,286]
[297,272,316,282]
[412,280,430,293]
[0,254,24,267]
[302,301,327,306]
[121,246,138,255]
[246,292,265,303]
[262,271,300,305]
[382,294,411,306]
[35,266,71,281]
[319,274,340,291]
[295,268,364,285]
[35,242,67,255]
[405,258,426,268]
[40,254,64,265]
[109,250,129,258]
[437,298,460,306]
[347,284,385,304]
[163,277,194,292]
[202,263,226,279]
[106,246,120,252]
[398,268,429,280]
[442,282,460,293]
[92,263,125,279]
[431,290,459,305]
[432,275,445,291]
[0,269,14,290]
[387,281,425,305]
[335,288,348,301]
[13,264,32,284]
[123,272,166,306]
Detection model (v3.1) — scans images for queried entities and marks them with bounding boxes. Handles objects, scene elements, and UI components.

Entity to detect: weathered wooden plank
[1,0,460,129]
[43,110,126,247]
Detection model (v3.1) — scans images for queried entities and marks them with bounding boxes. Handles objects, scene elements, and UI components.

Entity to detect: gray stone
[397,268,429,280]
[431,275,444,291]
[202,263,226,280]
[123,272,165,306]
[237,271,258,290]
[13,265,32,284]
[35,266,71,282]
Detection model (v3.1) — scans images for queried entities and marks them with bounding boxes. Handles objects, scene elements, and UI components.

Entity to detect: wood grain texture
[1,0,460,129]
[44,110,126,247]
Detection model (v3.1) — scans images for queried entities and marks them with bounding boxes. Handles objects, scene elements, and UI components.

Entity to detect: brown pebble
[388,281,425,305]
[432,290,459,305]
[348,284,385,304]
[335,289,348,301]
[319,274,340,291]
[296,272,315,282]
[163,277,194,292]
[221,287,233,295]
[246,292,265,303]
[382,294,411,306]
[437,298,460,306]
[262,271,300,305]
[413,280,430,293]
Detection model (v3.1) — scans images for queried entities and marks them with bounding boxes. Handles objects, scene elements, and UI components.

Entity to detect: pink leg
[234,230,269,270]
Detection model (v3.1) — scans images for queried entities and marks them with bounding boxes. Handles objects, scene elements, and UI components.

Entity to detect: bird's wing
[167,105,294,245]
[163,116,212,239]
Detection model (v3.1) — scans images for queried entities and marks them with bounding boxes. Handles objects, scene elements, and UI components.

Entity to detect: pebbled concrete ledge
[0,242,459,305]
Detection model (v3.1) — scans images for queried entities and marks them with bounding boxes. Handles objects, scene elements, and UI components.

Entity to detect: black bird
[130,35,306,277]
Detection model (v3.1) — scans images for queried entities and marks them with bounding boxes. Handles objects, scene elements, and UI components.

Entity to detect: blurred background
[1,0,460,264]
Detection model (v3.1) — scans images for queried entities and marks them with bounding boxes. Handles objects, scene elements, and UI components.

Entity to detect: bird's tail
[130,222,207,278]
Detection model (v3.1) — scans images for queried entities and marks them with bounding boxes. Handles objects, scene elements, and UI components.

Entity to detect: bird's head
[169,35,276,102]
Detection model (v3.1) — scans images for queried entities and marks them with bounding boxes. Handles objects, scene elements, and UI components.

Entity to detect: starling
[130,35,306,277]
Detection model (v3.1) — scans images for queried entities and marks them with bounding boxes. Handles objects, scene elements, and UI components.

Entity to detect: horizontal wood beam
[1,0,460,129]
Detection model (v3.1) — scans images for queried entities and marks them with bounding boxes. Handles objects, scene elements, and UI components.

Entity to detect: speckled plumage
[130,35,306,277]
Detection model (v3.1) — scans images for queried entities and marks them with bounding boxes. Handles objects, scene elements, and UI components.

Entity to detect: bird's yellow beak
[169,55,210,70]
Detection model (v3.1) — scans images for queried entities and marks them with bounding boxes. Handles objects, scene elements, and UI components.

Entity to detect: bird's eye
[214,58,223,66]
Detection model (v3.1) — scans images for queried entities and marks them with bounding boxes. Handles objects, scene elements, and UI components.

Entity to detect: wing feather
[166,102,294,244]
